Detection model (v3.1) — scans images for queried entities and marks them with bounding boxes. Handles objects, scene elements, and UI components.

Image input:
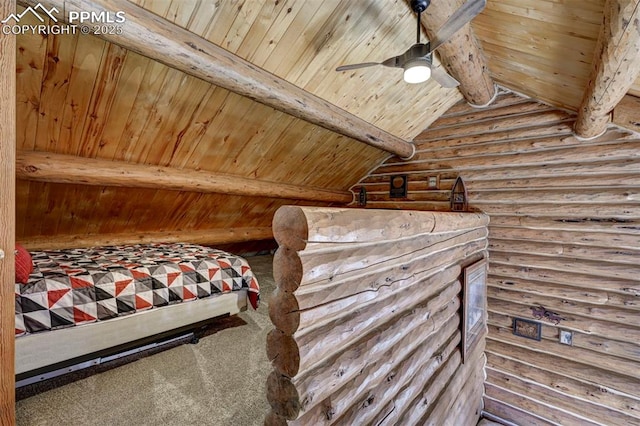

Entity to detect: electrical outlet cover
[559,329,573,345]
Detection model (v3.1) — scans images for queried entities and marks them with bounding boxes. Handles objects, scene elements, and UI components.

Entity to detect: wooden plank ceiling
[14,0,640,247]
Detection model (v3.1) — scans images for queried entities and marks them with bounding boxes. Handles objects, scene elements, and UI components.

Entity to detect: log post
[19,0,415,159]
[0,0,16,423]
[574,0,640,139]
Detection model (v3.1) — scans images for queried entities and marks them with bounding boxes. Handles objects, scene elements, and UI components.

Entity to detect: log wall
[266,206,489,425]
[352,91,640,425]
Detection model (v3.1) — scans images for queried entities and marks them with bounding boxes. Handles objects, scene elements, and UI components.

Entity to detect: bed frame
[16,289,248,382]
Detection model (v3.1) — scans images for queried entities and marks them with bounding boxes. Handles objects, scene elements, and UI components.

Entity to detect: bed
[14,242,260,381]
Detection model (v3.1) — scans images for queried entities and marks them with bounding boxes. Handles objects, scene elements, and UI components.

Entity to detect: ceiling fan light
[403,59,431,84]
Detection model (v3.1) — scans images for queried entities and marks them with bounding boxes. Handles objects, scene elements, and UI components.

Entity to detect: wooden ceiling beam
[574,0,640,139]
[415,0,497,107]
[20,0,415,160]
[16,151,353,204]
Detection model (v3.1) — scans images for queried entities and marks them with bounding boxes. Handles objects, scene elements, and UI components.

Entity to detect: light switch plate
[559,329,573,345]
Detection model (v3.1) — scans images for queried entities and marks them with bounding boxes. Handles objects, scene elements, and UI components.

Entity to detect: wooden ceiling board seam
[77,43,129,159]
[165,0,201,28]
[479,44,593,89]
[58,35,107,156]
[200,0,261,50]
[233,0,292,62]
[483,0,605,27]
[15,6,48,152]
[142,74,213,167]
[218,0,266,54]
[113,60,171,163]
[275,0,384,84]
[183,0,221,37]
[254,0,338,75]
[97,52,150,161]
[33,32,79,153]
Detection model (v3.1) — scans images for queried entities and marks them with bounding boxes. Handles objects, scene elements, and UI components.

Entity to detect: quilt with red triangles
[15,243,260,337]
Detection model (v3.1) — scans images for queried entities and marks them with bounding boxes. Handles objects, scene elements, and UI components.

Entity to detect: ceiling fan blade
[336,62,383,71]
[429,0,486,54]
[431,66,460,88]
[336,55,401,72]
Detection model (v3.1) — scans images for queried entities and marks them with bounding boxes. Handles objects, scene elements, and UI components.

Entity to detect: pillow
[15,243,33,284]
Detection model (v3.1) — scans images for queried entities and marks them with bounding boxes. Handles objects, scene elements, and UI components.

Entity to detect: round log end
[272,206,308,251]
[269,288,301,335]
[266,328,300,377]
[266,371,301,420]
[264,410,288,426]
[273,246,303,292]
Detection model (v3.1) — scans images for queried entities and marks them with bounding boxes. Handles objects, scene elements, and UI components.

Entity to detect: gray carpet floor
[16,254,276,426]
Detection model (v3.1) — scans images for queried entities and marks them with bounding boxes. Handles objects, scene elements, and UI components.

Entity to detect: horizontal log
[415,120,574,150]
[469,173,640,190]
[471,188,640,205]
[268,292,460,418]
[489,216,640,235]
[296,312,460,425]
[489,238,640,266]
[273,225,484,295]
[489,311,640,363]
[487,322,640,379]
[484,383,600,426]
[268,275,460,378]
[20,226,273,250]
[391,348,462,425]
[483,396,555,426]
[271,206,488,250]
[359,172,458,185]
[488,296,640,344]
[430,356,484,426]
[22,0,415,158]
[16,151,352,203]
[474,203,640,218]
[457,158,640,182]
[490,224,640,247]
[429,101,547,129]
[414,110,574,142]
[398,342,485,425]
[270,263,461,336]
[439,93,528,117]
[292,235,485,314]
[363,201,451,212]
[488,263,640,296]
[377,140,640,174]
[489,251,640,281]
[485,351,640,418]
[486,339,640,398]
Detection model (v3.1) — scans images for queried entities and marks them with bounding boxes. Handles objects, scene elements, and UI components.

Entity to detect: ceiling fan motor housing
[411,0,431,13]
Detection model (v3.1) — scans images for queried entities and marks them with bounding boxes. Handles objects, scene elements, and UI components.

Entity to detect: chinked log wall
[352,91,640,425]
[266,206,489,425]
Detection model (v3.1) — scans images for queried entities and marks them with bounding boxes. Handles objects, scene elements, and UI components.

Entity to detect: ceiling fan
[336,0,486,86]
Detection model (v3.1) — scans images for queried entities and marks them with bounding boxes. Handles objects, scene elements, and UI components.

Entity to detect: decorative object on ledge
[389,174,408,198]
[462,259,487,363]
[427,174,440,190]
[513,317,542,341]
[357,186,367,206]
[450,176,468,211]
[531,305,566,325]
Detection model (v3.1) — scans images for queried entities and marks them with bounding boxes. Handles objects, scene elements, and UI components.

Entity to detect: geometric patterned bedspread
[15,243,260,337]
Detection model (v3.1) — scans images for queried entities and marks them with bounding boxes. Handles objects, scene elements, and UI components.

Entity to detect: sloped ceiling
[13,0,640,247]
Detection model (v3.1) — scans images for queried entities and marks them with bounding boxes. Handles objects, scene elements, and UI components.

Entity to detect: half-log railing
[266,206,489,425]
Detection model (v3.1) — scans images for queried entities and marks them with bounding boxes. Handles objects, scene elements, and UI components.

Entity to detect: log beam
[415,0,497,107]
[574,0,640,139]
[16,151,353,204]
[20,0,415,159]
[19,227,274,251]
[0,0,15,422]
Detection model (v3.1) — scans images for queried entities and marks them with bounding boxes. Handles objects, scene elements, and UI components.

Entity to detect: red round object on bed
[15,243,33,284]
